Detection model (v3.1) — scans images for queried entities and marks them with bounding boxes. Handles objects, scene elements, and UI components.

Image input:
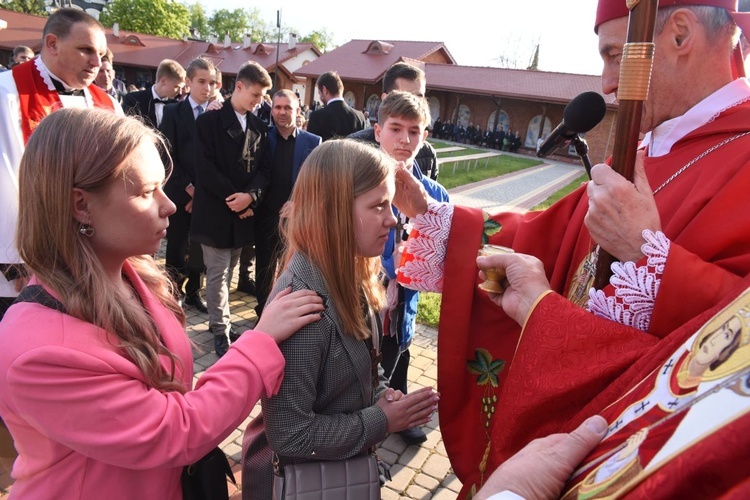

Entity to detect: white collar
[188,95,206,111]
[35,57,92,105]
[326,97,344,105]
[643,78,750,157]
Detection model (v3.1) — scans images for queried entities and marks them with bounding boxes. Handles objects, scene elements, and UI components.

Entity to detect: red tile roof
[425,64,617,106]
[0,8,320,77]
[295,39,456,82]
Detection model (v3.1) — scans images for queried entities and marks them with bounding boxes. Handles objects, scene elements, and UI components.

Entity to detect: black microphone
[536,91,606,158]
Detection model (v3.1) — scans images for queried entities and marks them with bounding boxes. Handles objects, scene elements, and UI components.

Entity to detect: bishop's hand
[585,151,661,263]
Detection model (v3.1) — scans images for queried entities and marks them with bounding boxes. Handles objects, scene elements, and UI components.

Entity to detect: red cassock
[435,100,750,496]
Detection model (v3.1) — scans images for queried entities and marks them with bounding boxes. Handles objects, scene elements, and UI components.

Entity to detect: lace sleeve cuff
[396,202,453,293]
[587,229,669,332]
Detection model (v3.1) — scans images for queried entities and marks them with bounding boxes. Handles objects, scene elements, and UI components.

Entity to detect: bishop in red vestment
[396,1,750,496]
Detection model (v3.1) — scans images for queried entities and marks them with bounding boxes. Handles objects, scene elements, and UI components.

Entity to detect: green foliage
[416,292,442,327]
[100,0,190,39]
[187,2,209,40]
[301,28,335,53]
[1,0,47,15]
[207,7,279,43]
[531,173,588,210]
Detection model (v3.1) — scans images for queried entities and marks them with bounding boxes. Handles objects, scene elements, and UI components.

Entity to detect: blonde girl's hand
[255,287,324,343]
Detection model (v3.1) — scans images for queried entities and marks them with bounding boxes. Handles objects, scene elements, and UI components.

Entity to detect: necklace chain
[652,131,750,195]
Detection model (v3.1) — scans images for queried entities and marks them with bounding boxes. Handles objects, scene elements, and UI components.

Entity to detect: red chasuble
[12,60,115,144]
[492,284,750,499]
[440,100,750,496]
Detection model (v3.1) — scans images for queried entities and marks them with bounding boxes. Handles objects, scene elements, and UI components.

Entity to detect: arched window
[427,96,440,127]
[344,91,356,109]
[487,110,510,133]
[457,104,471,128]
[525,115,553,148]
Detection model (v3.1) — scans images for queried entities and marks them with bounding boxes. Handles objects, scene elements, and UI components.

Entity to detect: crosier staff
[593,0,660,290]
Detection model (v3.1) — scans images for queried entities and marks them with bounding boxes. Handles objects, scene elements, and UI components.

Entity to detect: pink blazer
[0,262,284,499]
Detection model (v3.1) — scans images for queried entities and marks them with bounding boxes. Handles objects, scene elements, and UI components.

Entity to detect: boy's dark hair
[236,61,272,88]
[316,71,343,96]
[382,62,425,94]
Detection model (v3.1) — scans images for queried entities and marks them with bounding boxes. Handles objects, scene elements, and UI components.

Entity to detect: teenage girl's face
[353,177,397,257]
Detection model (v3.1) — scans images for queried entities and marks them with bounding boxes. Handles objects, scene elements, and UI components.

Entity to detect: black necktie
[51,77,84,97]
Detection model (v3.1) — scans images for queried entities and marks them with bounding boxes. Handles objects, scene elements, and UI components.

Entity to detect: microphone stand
[571,135,593,179]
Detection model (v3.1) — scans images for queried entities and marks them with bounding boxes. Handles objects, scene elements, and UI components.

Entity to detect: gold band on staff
[617,42,655,101]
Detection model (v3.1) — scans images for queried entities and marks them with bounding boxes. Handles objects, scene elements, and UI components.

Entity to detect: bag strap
[14,284,66,313]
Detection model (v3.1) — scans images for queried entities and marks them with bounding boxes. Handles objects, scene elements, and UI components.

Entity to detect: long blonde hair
[283,140,392,340]
[17,108,187,393]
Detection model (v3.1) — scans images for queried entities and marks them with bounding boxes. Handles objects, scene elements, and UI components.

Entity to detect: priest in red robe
[395,1,750,496]
[0,8,118,319]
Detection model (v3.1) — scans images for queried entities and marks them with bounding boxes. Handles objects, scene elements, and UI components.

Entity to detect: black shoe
[229,327,241,343]
[236,278,256,295]
[398,426,427,445]
[214,334,229,358]
[184,293,208,314]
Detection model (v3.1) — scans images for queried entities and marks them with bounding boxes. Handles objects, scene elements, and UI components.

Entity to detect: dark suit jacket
[159,99,198,208]
[190,98,271,249]
[306,99,366,141]
[122,87,169,130]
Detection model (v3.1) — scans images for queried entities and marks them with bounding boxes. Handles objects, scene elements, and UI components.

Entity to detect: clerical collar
[644,78,750,157]
[50,77,84,96]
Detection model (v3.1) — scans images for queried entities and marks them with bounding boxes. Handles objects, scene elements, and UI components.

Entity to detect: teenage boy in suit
[124,59,185,129]
[191,61,272,357]
[159,57,216,316]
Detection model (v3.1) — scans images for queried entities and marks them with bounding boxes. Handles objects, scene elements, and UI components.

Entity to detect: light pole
[273,9,281,92]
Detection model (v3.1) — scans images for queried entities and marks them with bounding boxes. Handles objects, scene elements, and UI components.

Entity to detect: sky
[200,0,605,76]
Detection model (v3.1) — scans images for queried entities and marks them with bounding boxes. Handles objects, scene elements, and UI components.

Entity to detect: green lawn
[430,139,542,190]
[531,173,589,210]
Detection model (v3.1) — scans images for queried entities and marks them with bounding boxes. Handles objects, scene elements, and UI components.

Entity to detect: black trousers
[254,215,283,315]
[380,334,410,394]
[165,208,203,296]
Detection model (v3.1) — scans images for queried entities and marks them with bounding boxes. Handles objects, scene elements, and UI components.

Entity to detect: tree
[301,28,335,53]
[494,34,540,70]
[187,2,209,40]
[0,0,47,15]
[99,0,190,40]
[207,7,275,43]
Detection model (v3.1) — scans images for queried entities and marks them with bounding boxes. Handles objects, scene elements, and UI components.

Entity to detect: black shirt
[263,128,297,217]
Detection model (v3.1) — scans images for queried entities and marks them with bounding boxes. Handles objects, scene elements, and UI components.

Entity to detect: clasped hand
[375,386,439,434]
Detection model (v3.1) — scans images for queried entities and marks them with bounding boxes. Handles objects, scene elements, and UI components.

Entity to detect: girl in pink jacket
[0,108,323,499]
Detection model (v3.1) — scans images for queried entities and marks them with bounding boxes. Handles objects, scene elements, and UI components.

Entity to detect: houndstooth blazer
[242,252,388,499]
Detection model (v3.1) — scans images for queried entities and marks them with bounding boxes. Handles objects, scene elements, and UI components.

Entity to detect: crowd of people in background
[431,118,523,151]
